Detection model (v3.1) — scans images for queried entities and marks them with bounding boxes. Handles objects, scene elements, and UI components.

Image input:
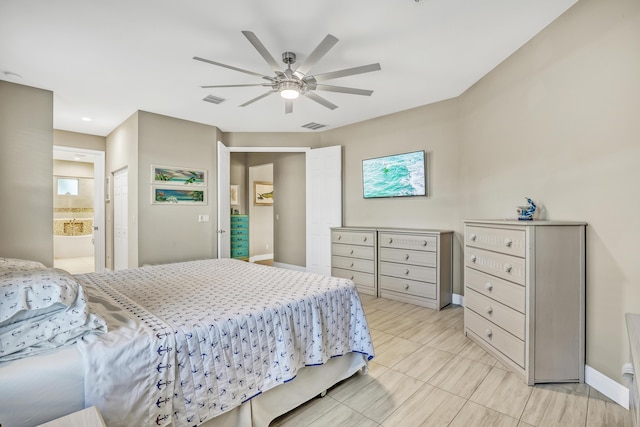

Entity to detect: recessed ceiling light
[81,117,92,122]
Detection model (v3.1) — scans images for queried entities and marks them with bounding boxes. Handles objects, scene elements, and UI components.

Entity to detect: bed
[0,257,374,427]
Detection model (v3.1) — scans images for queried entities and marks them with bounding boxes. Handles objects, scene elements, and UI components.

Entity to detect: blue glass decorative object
[517,197,536,220]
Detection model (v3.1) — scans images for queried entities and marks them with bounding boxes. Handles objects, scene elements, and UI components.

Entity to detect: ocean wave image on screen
[363,151,425,198]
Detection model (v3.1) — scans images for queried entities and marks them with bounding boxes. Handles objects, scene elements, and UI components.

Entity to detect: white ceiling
[0,0,577,136]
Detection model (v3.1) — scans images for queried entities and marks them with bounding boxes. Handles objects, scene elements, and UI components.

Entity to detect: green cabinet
[230,215,249,260]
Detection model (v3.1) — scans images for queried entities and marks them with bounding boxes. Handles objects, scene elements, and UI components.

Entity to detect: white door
[217,141,231,258]
[306,145,342,275]
[113,168,128,270]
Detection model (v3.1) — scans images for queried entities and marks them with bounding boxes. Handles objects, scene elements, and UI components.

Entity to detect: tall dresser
[464,220,586,385]
[230,214,249,260]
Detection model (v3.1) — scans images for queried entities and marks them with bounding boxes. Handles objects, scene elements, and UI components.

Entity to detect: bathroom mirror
[57,177,79,196]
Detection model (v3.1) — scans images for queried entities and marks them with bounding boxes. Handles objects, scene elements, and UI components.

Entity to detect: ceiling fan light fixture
[279,81,301,99]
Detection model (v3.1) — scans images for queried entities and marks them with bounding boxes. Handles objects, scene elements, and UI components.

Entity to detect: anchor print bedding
[75,258,374,427]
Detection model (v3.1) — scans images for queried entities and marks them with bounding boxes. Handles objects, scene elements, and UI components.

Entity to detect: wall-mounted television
[362,150,426,199]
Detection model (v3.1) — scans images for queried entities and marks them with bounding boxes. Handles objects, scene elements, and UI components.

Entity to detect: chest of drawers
[331,227,377,296]
[378,229,453,310]
[230,215,249,260]
[464,220,586,385]
[330,227,453,308]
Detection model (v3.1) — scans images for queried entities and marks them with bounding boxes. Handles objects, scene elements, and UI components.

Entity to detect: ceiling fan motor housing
[282,51,297,65]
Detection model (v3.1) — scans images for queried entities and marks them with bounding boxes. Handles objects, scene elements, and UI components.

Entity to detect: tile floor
[271,294,630,427]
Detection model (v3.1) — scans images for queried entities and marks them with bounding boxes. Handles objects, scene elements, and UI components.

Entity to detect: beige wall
[137,111,219,265]
[54,129,105,152]
[0,81,53,266]
[105,111,139,269]
[457,0,640,383]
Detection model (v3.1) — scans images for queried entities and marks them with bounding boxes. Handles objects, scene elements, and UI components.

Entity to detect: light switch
[198,214,209,222]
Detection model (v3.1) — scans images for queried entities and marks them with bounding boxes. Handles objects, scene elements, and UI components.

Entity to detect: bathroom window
[57,178,79,196]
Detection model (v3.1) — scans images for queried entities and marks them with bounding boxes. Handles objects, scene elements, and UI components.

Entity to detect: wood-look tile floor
[270,295,630,427]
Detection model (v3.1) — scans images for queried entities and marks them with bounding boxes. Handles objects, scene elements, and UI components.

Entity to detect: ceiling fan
[194,31,381,114]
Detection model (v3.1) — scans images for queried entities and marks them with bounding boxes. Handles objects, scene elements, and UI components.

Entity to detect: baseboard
[250,253,273,263]
[452,293,464,306]
[272,262,306,272]
[585,365,629,409]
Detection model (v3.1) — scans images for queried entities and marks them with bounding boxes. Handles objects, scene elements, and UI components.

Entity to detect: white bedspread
[76,259,373,427]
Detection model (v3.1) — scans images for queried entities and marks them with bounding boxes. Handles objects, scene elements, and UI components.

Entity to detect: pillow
[0,268,80,326]
[0,257,47,275]
[0,268,107,361]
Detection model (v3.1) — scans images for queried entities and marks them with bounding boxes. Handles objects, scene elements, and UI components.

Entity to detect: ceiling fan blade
[304,91,338,110]
[200,83,272,88]
[239,90,277,107]
[313,84,373,96]
[241,31,284,76]
[284,99,293,114]
[294,34,339,78]
[193,56,271,79]
[306,63,381,82]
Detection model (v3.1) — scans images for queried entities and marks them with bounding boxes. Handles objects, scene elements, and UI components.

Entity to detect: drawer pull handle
[404,254,410,260]
[485,282,493,291]
[504,238,513,247]
[405,269,410,275]
[485,306,493,315]
[422,240,428,247]
[485,329,493,338]
[350,249,354,255]
[504,264,513,273]
[470,233,477,241]
[363,236,368,242]
[388,238,393,244]
[350,262,354,268]
[350,275,354,280]
[337,235,342,240]
[404,283,410,290]
[470,255,477,263]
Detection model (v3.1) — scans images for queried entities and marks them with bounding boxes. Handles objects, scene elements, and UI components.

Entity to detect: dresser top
[464,219,587,226]
[332,226,453,234]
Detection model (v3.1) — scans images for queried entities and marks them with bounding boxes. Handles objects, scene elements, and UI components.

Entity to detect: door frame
[53,145,106,272]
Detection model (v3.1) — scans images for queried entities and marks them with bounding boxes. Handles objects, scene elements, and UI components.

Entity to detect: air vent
[202,95,225,104]
[301,122,326,130]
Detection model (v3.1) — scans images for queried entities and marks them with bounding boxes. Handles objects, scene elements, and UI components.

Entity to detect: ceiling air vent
[301,122,326,130]
[202,95,225,104]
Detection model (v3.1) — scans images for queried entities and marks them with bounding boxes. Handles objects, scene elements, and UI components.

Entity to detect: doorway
[52,146,106,273]
[248,163,274,265]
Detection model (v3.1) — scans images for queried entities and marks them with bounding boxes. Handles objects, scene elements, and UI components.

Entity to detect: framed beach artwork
[254,181,273,206]
[151,165,207,187]
[230,185,239,205]
[152,187,206,205]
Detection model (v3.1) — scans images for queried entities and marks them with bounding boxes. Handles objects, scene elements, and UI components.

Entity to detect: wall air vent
[202,95,225,104]
[301,122,326,130]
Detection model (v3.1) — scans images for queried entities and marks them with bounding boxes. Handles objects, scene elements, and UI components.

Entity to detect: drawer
[231,228,248,236]
[379,232,437,252]
[230,222,248,229]
[465,309,525,368]
[465,247,525,286]
[231,248,249,258]
[230,235,249,243]
[231,241,248,249]
[331,230,374,247]
[465,225,525,257]
[465,288,525,340]
[332,244,374,260]
[379,261,436,283]
[332,268,375,289]
[230,215,249,224]
[332,256,375,273]
[379,247,436,267]
[379,275,436,299]
[465,268,525,313]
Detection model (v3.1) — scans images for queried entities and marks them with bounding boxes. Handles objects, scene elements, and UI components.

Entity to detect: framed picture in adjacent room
[254,181,273,206]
